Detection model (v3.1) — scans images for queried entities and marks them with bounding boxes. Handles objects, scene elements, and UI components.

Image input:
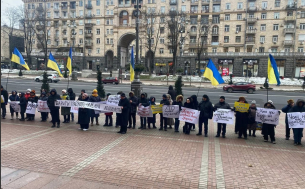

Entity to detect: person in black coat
[289,99,305,146]
[147,96,157,129]
[214,96,231,138]
[78,93,90,131]
[234,97,249,140]
[197,94,213,137]
[88,89,102,126]
[167,85,177,102]
[183,97,195,134]
[47,89,61,128]
[18,93,27,121]
[128,91,138,129]
[27,90,39,121]
[76,89,85,124]
[190,95,198,130]
[138,93,149,129]
[39,92,48,122]
[68,88,76,122]
[159,94,170,131]
[262,100,280,144]
[118,93,130,134]
[173,95,183,132]
[9,90,20,119]
[1,85,8,119]
[282,99,294,140]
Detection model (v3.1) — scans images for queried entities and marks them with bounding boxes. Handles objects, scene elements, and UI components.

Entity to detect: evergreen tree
[96,69,105,98]
[18,69,23,76]
[175,76,183,96]
[41,71,50,93]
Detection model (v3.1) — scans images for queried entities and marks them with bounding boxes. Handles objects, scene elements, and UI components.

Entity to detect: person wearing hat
[198,94,213,137]
[88,89,102,126]
[282,99,294,140]
[289,99,305,146]
[47,89,61,128]
[247,100,257,137]
[118,93,130,134]
[159,94,170,131]
[128,91,138,129]
[262,100,279,144]
[148,96,157,129]
[214,96,231,138]
[27,90,38,121]
[9,90,20,120]
[25,89,31,100]
[61,89,71,123]
[234,97,249,140]
[78,89,86,100]
[183,97,195,134]
[1,85,9,119]
[173,95,183,132]
[104,93,113,126]
[138,93,149,129]
[67,88,76,122]
[78,93,90,131]
[18,93,27,121]
[39,92,48,122]
[115,91,123,127]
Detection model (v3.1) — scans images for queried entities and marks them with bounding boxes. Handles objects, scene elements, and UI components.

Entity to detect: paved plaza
[1,109,305,189]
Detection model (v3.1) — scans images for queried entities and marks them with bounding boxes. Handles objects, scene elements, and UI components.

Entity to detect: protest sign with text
[213,109,234,124]
[255,108,280,125]
[151,104,163,114]
[179,107,200,124]
[37,100,50,112]
[70,106,79,114]
[234,102,250,113]
[26,102,37,114]
[9,101,20,112]
[137,106,153,117]
[106,95,120,106]
[287,112,305,128]
[162,105,180,118]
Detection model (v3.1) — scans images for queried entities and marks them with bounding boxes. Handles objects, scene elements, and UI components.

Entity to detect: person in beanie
[78,93,90,131]
[282,99,294,140]
[9,90,19,120]
[78,89,85,100]
[47,89,61,128]
[104,93,113,126]
[68,88,76,122]
[115,91,123,127]
[24,89,31,100]
[262,100,279,144]
[128,91,138,129]
[247,100,257,137]
[173,95,183,132]
[289,99,305,146]
[27,90,38,121]
[39,92,48,122]
[214,96,231,138]
[18,93,27,121]
[118,93,130,134]
[234,97,249,139]
[198,94,213,137]
[1,85,8,119]
[61,89,71,123]
[183,97,195,134]
[159,94,170,131]
[88,89,101,126]
[147,96,157,129]
[138,93,149,129]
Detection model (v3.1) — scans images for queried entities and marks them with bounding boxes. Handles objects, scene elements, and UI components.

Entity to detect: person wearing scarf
[27,90,38,121]
[61,89,71,123]
[88,89,102,126]
[9,90,20,120]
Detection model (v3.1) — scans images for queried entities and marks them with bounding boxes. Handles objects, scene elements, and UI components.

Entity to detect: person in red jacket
[24,89,31,100]
[104,93,113,126]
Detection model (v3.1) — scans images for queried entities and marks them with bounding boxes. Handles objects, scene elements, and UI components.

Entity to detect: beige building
[22,0,305,77]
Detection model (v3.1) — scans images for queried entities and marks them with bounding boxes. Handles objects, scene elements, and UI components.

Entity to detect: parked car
[102,77,119,84]
[223,82,256,94]
[34,74,60,83]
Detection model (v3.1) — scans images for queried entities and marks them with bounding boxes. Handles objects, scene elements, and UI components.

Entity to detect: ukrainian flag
[203,59,224,86]
[11,47,30,70]
[130,46,135,82]
[66,47,72,76]
[268,54,281,85]
[47,52,63,77]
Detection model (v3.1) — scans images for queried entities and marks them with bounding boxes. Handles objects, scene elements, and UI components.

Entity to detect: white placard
[178,107,200,124]
[287,112,305,128]
[37,100,50,112]
[9,101,20,112]
[70,106,79,113]
[255,108,280,125]
[137,106,153,117]
[106,95,120,106]
[213,109,234,124]
[162,105,180,118]
[26,102,37,114]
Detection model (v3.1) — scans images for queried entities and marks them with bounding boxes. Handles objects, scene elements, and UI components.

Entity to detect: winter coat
[247,107,257,130]
[262,102,277,129]
[129,91,138,113]
[282,104,294,124]
[47,89,61,110]
[67,88,76,100]
[27,95,38,103]
[173,95,183,111]
[61,94,71,115]
[235,101,249,127]
[147,96,156,123]
[184,101,195,109]
[198,96,213,119]
[78,97,90,125]
[214,101,231,111]
[167,85,177,102]
[9,91,20,102]
[191,95,199,109]
[24,93,31,100]
[1,89,8,104]
[19,93,27,113]
[119,97,130,124]
[39,95,48,101]
[289,99,305,113]
[139,93,149,107]
[88,95,102,117]
[105,96,113,116]
[160,98,170,106]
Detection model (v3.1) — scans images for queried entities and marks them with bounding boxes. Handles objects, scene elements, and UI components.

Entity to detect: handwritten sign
[106,95,120,106]
[234,102,250,113]
[255,108,280,125]
[26,102,37,114]
[70,106,79,114]
[9,101,20,112]
[37,100,50,112]
[287,112,305,128]
[137,106,153,117]
[213,109,234,124]
[151,104,163,114]
[179,107,200,124]
[162,105,180,118]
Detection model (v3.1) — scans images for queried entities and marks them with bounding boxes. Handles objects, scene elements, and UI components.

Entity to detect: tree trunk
[173,52,177,76]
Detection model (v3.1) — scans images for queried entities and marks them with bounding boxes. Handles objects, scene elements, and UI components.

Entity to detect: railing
[86,4,93,9]
[191,0,199,4]
[118,3,131,7]
[169,0,177,5]
[248,7,257,11]
[284,28,295,33]
[247,17,257,22]
[285,16,295,21]
[286,4,297,9]
[245,40,255,44]
[189,31,197,35]
[246,29,257,34]
[202,0,210,4]
[85,23,94,27]
[21,52,84,56]
[183,52,305,57]
[85,33,93,37]
[201,10,209,13]
[61,6,68,10]
[85,42,93,47]
[283,40,294,45]
[213,0,221,2]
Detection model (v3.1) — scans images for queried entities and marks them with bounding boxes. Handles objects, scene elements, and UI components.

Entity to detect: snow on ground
[1,69,57,75]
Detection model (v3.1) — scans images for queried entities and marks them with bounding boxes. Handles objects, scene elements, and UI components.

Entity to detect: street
[1,78,304,108]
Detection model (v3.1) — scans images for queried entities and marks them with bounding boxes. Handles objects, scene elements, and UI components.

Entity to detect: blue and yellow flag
[47,52,63,77]
[130,46,135,82]
[268,54,281,85]
[11,48,30,70]
[66,47,72,76]
[203,59,224,86]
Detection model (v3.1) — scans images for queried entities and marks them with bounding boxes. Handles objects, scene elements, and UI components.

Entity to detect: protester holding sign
[76,89,85,124]
[104,93,113,126]
[159,94,170,131]
[262,101,279,144]
[138,93,149,129]
[247,101,257,137]
[88,89,102,126]
[214,96,231,138]
[190,95,199,131]
[9,90,20,120]
[147,96,157,129]
[18,93,27,121]
[61,89,71,123]
[1,85,8,119]
[183,97,195,134]
[78,93,90,131]
[234,97,249,140]
[173,95,183,132]
[68,88,76,122]
[282,99,294,140]
[118,93,130,134]
[39,92,48,122]
[166,94,175,129]
[289,99,305,146]
[47,89,61,128]
[198,94,213,137]
[128,91,138,129]
[27,90,38,121]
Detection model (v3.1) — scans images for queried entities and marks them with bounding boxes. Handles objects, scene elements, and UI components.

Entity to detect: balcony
[245,39,255,44]
[189,31,197,36]
[85,33,93,38]
[62,34,68,39]
[54,7,60,11]
[190,10,198,14]
[85,23,94,28]
[85,42,93,48]
[286,4,297,10]
[85,14,93,18]
[70,35,76,39]
[212,31,219,35]
[283,40,294,45]
[247,17,257,23]
[36,6,44,12]
[118,3,131,7]
[169,0,177,5]
[284,28,295,33]
[213,0,221,3]
[61,6,68,10]
[191,0,199,4]
[54,15,60,19]
[202,0,210,4]
[36,25,44,30]
[248,7,257,12]
[70,5,76,9]
[284,16,296,22]
[86,4,93,9]
[201,10,209,13]
[246,29,257,34]
[54,35,59,40]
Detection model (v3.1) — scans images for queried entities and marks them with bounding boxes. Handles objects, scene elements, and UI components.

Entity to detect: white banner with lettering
[106,95,120,106]
[26,102,38,114]
[178,107,200,124]
[137,106,153,117]
[37,100,50,112]
[287,112,305,128]
[162,105,180,118]
[213,109,234,124]
[70,106,79,114]
[255,108,280,125]
[9,101,20,112]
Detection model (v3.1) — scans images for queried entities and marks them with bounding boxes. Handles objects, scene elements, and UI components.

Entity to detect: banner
[255,108,280,125]
[26,102,37,114]
[151,104,163,114]
[9,101,20,112]
[287,112,305,128]
[106,95,120,106]
[179,107,200,124]
[234,102,250,113]
[55,100,122,113]
[213,109,234,124]
[162,105,180,118]
[37,100,50,112]
[70,106,79,114]
[137,106,153,117]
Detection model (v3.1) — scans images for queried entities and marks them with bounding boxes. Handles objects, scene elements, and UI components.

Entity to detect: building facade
[22,0,305,77]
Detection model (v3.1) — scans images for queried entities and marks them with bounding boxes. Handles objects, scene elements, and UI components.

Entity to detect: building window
[79,1,83,7]
[237,14,242,20]
[160,38,164,44]
[271,48,277,52]
[212,48,217,53]
[259,47,265,53]
[79,39,83,44]
[235,47,240,52]
[298,47,304,52]
[261,13,266,19]
[237,2,243,9]
[96,38,101,44]
[273,24,279,30]
[302,0,305,6]
[301,11,305,18]
[169,49,173,54]
[300,23,305,30]
[88,49,92,54]
[160,17,165,23]
[96,0,100,6]
[274,12,280,19]
[213,5,220,12]
[96,48,100,54]
[285,48,290,52]
[275,0,280,7]
[79,20,84,25]
[181,5,186,12]
[160,27,164,34]
[235,36,241,43]
[110,38,113,44]
[224,36,229,43]
[236,25,241,32]
[225,14,230,21]
[260,24,266,31]
[262,1,268,9]
[161,6,165,13]
[79,29,83,35]
[260,36,265,43]
[47,3,51,9]
[224,25,230,32]
[272,35,278,42]
[96,9,100,15]
[226,3,231,10]
[159,48,164,54]
[96,20,100,25]
[107,38,109,44]
[96,29,100,35]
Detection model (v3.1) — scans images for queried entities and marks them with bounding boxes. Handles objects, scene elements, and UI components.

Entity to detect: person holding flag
[10,47,30,70]
[47,52,63,77]
[203,59,224,86]
[130,46,135,82]
[268,54,281,86]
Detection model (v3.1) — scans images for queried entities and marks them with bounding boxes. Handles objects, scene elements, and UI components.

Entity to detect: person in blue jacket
[281,99,294,140]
